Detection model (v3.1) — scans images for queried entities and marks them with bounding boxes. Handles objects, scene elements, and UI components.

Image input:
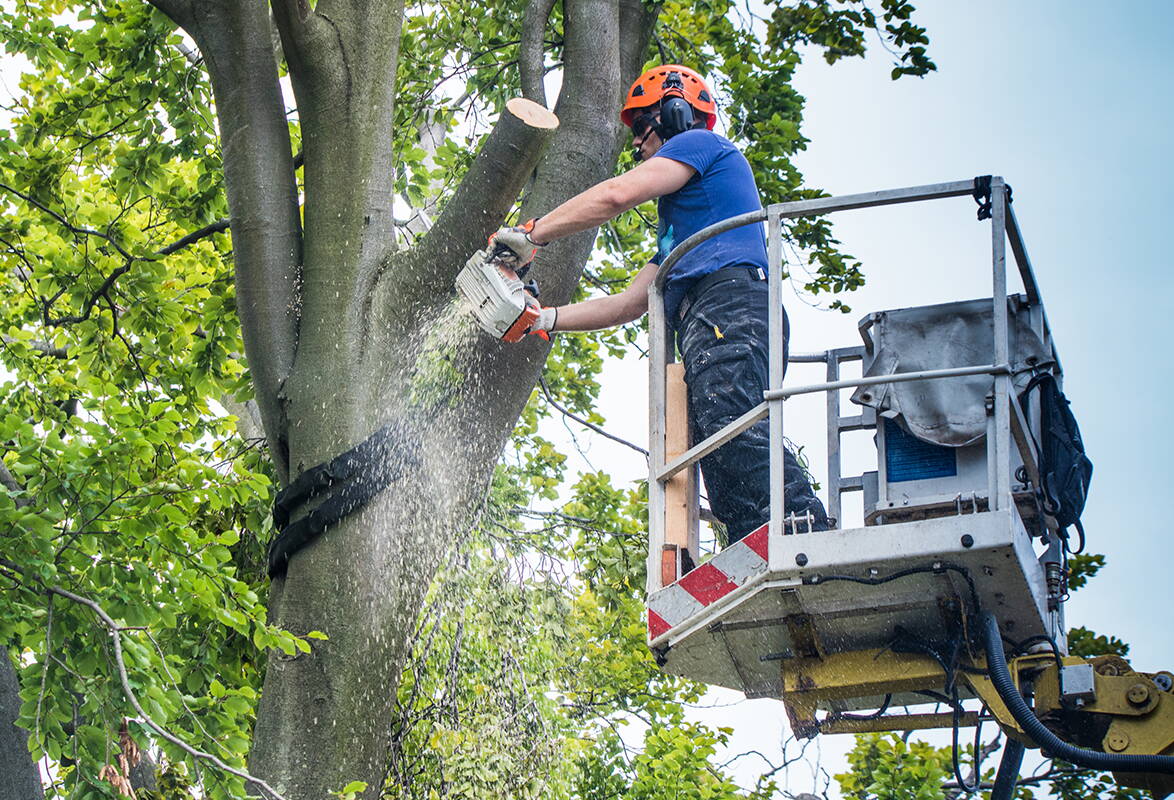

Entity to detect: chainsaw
[455,246,548,343]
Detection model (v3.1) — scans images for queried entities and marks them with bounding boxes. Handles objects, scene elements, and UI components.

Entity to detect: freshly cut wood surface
[505,97,560,129]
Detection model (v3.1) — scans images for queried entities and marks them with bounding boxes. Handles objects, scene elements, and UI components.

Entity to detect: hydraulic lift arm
[779,613,1174,798]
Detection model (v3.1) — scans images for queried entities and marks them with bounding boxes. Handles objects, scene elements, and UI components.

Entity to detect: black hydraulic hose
[981,612,1174,774]
[991,738,1025,800]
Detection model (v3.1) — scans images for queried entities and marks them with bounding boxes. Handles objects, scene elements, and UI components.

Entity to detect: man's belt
[678,265,767,320]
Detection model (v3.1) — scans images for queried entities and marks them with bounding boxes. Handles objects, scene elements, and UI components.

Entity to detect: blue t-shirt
[650,129,767,319]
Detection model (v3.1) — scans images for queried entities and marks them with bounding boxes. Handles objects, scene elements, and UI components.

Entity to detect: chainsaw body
[455,248,540,342]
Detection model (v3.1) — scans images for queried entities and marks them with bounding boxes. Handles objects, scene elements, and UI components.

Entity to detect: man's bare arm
[529,156,694,244]
[549,260,659,331]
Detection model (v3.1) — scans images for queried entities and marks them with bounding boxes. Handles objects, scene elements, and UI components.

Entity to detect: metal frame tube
[1005,202,1041,306]
[660,363,1009,482]
[767,209,785,542]
[826,354,843,527]
[991,178,1013,512]
[647,282,669,595]
[763,363,1010,402]
[653,180,980,290]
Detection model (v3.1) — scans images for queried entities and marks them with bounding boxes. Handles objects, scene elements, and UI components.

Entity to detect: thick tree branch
[270,0,404,296]
[152,0,304,483]
[400,98,558,302]
[145,0,193,29]
[520,0,558,105]
[269,0,317,80]
[2,337,68,359]
[0,653,44,800]
[0,461,32,509]
[452,0,655,430]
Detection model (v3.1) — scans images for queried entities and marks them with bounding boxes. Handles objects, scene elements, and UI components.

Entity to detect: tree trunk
[0,652,43,800]
[150,0,658,796]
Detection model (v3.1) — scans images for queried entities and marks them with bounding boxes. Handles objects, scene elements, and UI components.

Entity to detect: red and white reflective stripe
[647,523,769,640]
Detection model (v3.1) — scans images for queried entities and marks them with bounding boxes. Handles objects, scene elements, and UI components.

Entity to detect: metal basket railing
[645,177,1051,596]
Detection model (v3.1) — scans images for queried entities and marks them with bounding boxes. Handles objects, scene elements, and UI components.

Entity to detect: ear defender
[658,96,694,140]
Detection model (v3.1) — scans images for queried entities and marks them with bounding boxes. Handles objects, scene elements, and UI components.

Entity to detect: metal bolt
[1107,731,1130,752]
[795,553,808,567]
[1127,683,1151,706]
[961,534,974,548]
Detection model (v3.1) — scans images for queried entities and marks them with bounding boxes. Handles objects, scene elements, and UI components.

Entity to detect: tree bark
[520,0,558,105]
[149,0,303,482]
[0,653,43,800]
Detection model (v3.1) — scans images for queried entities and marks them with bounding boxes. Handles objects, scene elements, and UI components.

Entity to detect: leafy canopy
[0,0,938,797]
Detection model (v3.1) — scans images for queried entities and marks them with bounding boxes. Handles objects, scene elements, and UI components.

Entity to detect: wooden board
[663,363,698,581]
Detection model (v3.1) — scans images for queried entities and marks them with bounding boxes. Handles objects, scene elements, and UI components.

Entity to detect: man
[492,64,828,543]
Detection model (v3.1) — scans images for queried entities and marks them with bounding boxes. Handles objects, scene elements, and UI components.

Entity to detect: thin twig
[40,584,288,800]
[537,377,648,458]
[0,182,134,260]
[157,218,230,256]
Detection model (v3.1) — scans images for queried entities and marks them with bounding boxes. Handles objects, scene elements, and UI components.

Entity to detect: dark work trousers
[676,276,829,543]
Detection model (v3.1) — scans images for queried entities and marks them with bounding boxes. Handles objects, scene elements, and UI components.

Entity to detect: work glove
[503,295,554,343]
[489,218,543,271]
[527,302,556,339]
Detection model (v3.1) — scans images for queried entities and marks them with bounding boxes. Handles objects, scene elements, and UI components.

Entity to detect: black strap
[268,421,417,577]
[973,175,993,221]
[678,265,766,320]
[972,175,1014,222]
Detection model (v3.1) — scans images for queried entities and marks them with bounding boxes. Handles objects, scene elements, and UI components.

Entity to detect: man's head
[621,65,716,158]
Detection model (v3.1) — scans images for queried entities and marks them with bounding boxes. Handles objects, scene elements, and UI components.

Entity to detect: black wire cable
[991,738,1026,800]
[981,612,1174,774]
[950,685,983,793]
[807,562,982,619]
[915,689,955,706]
[829,694,892,723]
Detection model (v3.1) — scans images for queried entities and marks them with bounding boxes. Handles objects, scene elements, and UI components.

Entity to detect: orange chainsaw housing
[502,301,542,343]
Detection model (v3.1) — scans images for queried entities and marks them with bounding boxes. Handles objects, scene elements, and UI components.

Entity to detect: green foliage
[0,3,300,797]
[1067,552,1105,591]
[383,468,740,800]
[836,733,953,800]
[1038,765,1151,800]
[1068,626,1130,659]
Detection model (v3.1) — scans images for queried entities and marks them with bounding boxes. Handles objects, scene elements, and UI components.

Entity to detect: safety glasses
[631,112,658,140]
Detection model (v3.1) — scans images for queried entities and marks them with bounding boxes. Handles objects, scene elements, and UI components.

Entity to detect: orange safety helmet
[620,64,717,131]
